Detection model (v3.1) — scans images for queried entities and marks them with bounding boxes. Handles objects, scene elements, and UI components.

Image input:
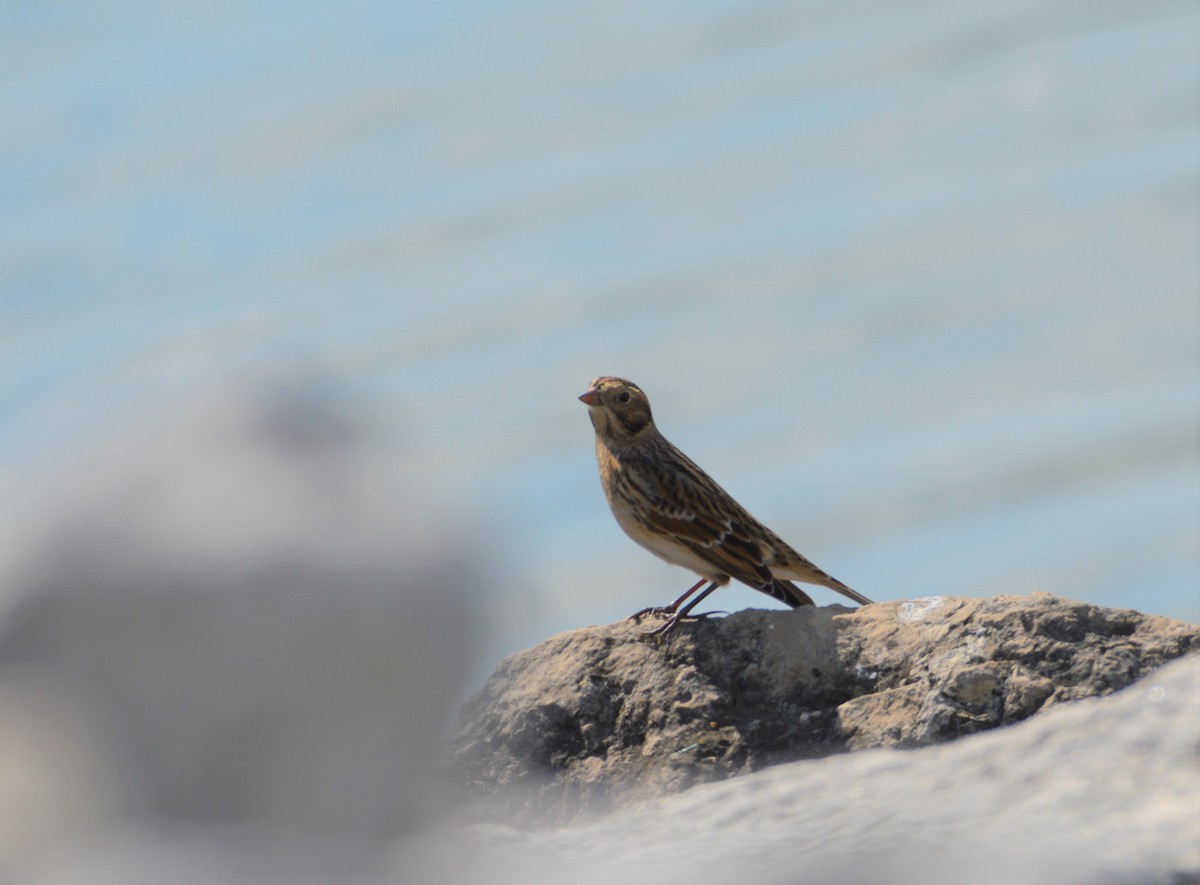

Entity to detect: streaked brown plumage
[579,376,871,636]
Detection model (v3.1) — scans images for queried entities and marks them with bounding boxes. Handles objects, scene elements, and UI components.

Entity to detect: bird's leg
[627,577,708,622]
[644,582,720,638]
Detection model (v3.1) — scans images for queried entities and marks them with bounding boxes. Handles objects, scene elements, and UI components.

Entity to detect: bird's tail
[779,560,874,606]
[819,573,873,606]
[767,579,816,609]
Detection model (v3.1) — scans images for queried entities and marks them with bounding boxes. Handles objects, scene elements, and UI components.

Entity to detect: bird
[579,376,872,637]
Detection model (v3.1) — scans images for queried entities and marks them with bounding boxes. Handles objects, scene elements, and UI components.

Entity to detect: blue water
[2,0,1196,659]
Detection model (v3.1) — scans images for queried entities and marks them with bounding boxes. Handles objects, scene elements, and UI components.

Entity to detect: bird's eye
[618,391,631,404]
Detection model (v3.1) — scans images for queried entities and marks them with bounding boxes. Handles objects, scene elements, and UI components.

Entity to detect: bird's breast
[605,482,722,579]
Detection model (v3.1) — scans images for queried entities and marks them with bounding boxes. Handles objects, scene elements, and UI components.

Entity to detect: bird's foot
[639,609,725,639]
[627,605,677,622]
[638,583,724,638]
[628,579,711,623]
[641,613,684,639]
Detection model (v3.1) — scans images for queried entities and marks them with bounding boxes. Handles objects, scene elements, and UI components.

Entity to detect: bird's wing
[622,448,782,592]
[625,443,873,607]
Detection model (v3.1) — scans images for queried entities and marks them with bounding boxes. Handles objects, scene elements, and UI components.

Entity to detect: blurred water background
[0,0,1196,879]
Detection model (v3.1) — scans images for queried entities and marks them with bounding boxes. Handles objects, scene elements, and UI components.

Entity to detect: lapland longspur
[579,376,871,637]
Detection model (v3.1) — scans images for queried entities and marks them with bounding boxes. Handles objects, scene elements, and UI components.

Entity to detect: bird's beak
[578,387,601,406]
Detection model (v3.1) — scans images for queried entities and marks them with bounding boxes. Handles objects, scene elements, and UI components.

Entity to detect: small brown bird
[579,376,871,637]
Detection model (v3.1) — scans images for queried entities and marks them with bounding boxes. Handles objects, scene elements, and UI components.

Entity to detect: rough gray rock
[11,651,1197,885]
[449,593,1198,824]
[420,654,1200,885]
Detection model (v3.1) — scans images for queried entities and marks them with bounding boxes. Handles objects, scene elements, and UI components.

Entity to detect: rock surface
[450,593,1198,824]
[421,654,1200,885]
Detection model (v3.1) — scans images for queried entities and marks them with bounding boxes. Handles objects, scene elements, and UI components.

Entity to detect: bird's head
[578,376,655,440]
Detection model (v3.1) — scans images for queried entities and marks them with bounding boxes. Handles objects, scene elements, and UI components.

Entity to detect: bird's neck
[595,424,658,460]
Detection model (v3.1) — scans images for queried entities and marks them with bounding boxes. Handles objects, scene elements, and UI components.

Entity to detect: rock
[449,593,1198,824]
[420,654,1200,885]
[0,382,483,859]
[12,653,1197,885]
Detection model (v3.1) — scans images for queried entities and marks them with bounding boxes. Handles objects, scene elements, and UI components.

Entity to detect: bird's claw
[627,605,676,622]
[639,609,726,639]
[641,614,683,639]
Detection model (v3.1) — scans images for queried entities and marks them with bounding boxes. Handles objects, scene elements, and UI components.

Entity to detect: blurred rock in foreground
[450,594,1198,824]
[0,382,483,878]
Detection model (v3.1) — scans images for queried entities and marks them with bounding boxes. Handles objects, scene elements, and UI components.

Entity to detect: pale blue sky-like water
[2,0,1196,664]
